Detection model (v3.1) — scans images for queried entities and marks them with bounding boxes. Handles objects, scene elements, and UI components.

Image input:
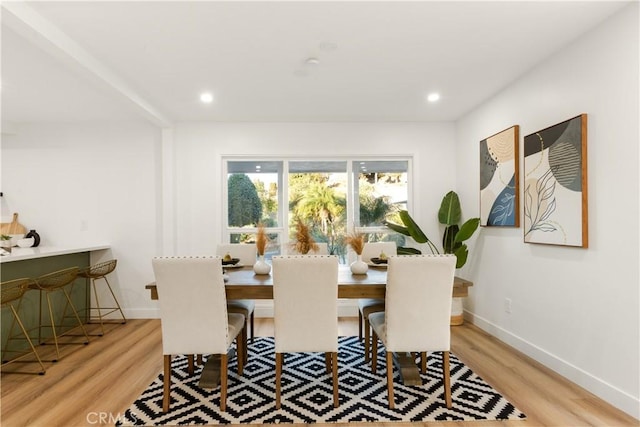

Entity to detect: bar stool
[31,267,90,362]
[77,259,126,336]
[1,278,47,374]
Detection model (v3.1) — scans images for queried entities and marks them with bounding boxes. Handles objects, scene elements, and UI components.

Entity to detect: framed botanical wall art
[523,114,588,247]
[480,125,519,227]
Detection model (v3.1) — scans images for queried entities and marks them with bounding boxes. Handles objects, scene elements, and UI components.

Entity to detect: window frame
[222,156,413,255]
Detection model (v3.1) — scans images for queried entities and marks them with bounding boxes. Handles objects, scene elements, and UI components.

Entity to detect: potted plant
[1,235,12,254]
[383,191,480,269]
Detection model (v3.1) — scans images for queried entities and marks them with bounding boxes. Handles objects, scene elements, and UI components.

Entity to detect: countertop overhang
[0,245,111,263]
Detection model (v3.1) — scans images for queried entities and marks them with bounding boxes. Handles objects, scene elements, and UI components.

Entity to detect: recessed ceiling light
[305,57,320,66]
[426,93,440,103]
[200,92,214,103]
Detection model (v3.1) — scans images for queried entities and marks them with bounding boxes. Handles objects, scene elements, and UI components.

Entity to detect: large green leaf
[399,210,429,244]
[438,191,461,225]
[455,218,480,243]
[454,244,469,268]
[382,220,410,236]
[397,246,422,255]
[442,224,459,253]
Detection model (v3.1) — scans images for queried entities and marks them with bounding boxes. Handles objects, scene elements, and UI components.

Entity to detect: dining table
[145,264,473,388]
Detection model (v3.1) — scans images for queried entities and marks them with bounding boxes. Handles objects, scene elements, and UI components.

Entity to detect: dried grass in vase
[256,223,268,256]
[292,219,319,254]
[345,232,365,255]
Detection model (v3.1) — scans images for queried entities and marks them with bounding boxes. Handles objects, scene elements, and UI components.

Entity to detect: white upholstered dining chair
[152,256,245,412]
[216,244,257,349]
[272,255,339,409]
[369,254,456,409]
[357,241,396,362]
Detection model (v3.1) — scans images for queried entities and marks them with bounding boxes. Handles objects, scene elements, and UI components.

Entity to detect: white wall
[0,122,162,318]
[168,122,457,317]
[0,119,457,319]
[455,4,639,418]
[171,122,457,255]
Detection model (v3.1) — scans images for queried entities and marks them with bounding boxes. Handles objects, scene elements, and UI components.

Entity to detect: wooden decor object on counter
[0,213,27,235]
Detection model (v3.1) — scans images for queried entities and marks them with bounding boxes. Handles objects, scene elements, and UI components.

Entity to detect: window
[224,157,410,261]
[353,160,409,248]
[226,160,283,257]
[288,161,347,257]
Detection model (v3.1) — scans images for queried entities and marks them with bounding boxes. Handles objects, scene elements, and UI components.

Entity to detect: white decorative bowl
[17,237,34,248]
[9,234,25,246]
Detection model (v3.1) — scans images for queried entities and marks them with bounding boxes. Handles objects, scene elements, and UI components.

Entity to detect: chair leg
[220,353,228,411]
[45,293,61,362]
[103,276,127,324]
[250,311,255,343]
[242,322,248,364]
[371,330,378,374]
[6,305,46,374]
[163,355,171,412]
[187,355,194,375]
[386,351,395,409]
[364,316,371,362]
[358,310,363,340]
[2,304,21,361]
[420,352,427,375]
[275,353,283,409]
[443,351,452,409]
[332,352,339,408]
[236,332,244,376]
[324,352,332,373]
[91,278,105,336]
[197,354,203,365]
[61,288,91,344]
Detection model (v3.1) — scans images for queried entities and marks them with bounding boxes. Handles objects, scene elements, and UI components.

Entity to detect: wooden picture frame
[523,114,588,247]
[480,125,519,227]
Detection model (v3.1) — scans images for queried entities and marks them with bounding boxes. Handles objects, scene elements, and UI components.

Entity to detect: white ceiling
[0,1,631,126]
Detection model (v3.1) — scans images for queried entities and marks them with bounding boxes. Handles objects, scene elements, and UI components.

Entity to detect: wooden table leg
[394,352,422,386]
[198,348,236,389]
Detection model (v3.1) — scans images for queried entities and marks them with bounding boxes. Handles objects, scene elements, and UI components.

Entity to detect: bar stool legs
[78,260,126,336]
[31,267,90,362]
[1,278,46,375]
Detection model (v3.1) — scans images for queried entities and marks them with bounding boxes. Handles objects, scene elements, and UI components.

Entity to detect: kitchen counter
[1,244,111,359]
[0,244,110,263]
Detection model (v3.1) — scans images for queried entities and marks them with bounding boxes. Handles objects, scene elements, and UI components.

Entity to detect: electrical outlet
[504,298,512,314]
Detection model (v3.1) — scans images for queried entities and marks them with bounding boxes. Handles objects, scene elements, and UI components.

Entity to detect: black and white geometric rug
[117,336,526,425]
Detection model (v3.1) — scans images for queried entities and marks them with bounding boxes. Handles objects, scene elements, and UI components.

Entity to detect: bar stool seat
[1,278,47,374]
[31,267,90,362]
[77,259,126,336]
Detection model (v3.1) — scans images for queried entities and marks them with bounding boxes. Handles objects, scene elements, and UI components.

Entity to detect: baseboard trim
[124,308,159,319]
[464,310,640,420]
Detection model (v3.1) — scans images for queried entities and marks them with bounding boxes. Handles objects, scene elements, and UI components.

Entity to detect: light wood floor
[1,318,637,427]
